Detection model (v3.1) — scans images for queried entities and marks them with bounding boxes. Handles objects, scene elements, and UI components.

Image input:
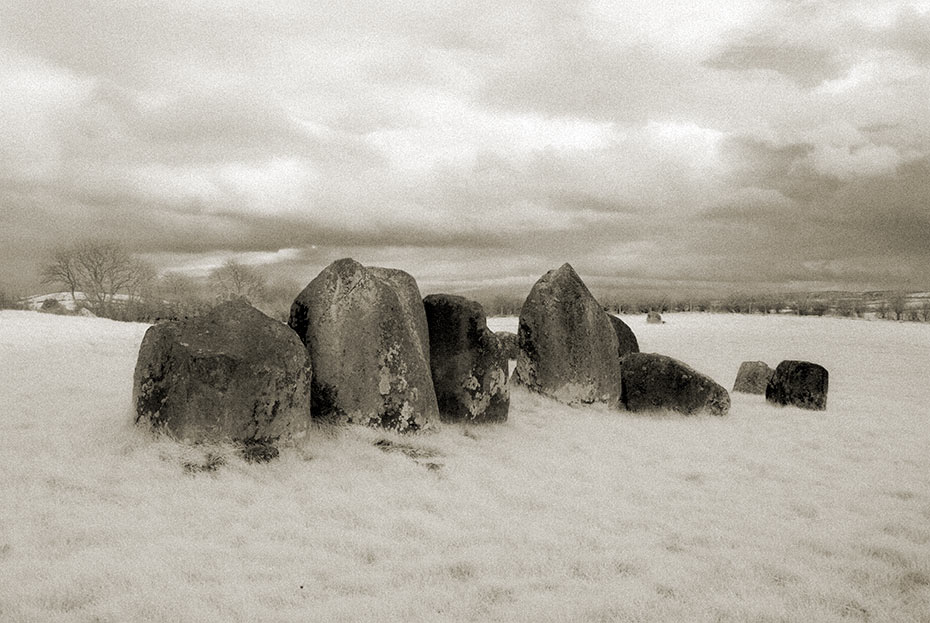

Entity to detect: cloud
[1,0,929,296]
[873,5,930,62]
[704,41,848,88]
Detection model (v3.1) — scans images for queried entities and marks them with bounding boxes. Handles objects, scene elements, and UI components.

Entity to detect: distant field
[1,310,928,622]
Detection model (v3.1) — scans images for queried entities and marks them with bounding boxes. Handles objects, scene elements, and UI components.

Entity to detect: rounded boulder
[288,258,439,432]
[620,353,730,416]
[765,360,828,410]
[608,314,639,358]
[513,263,621,405]
[423,294,509,423]
[132,298,312,444]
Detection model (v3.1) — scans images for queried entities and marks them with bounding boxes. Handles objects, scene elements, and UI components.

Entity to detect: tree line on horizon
[2,241,929,324]
[481,290,930,322]
[1,241,297,322]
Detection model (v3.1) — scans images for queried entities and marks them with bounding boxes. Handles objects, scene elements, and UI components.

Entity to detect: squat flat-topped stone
[133,298,312,444]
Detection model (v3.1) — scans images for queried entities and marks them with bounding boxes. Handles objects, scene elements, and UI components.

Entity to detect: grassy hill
[1,310,929,622]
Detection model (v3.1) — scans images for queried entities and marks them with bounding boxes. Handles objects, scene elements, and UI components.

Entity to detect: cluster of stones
[133,258,512,450]
[513,263,728,416]
[732,359,828,410]
[132,259,831,452]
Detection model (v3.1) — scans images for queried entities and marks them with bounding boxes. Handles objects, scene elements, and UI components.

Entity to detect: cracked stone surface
[733,361,775,394]
[766,360,828,411]
[133,298,312,443]
[620,352,730,416]
[288,258,438,432]
[424,294,509,423]
[513,263,621,406]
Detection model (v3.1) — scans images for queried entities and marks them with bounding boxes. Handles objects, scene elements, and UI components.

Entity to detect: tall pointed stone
[513,263,621,405]
[288,259,439,432]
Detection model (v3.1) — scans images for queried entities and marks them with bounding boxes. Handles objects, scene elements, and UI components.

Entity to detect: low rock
[766,360,828,410]
[239,440,280,463]
[607,315,639,358]
[40,298,61,311]
[288,258,439,432]
[732,361,775,394]
[424,294,509,423]
[133,299,312,444]
[514,263,621,405]
[620,353,730,416]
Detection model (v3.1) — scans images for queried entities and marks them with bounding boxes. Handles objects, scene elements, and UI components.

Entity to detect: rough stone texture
[646,311,663,324]
[513,263,621,405]
[423,294,509,423]
[607,314,639,358]
[496,331,519,360]
[133,298,312,444]
[620,353,730,416]
[733,361,775,394]
[766,360,829,410]
[368,266,430,357]
[288,258,439,432]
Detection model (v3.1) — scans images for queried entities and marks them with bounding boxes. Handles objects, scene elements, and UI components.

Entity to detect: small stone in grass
[240,440,280,463]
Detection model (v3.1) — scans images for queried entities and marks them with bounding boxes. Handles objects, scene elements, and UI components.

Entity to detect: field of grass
[1,310,929,622]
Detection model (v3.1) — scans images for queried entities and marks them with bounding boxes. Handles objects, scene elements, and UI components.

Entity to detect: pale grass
[1,310,929,622]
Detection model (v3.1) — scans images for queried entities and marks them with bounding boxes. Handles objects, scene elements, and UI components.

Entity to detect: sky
[2,0,929,299]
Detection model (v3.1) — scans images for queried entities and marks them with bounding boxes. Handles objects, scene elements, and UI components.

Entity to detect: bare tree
[41,242,144,316]
[159,272,201,304]
[888,291,908,321]
[75,243,137,315]
[156,272,209,318]
[875,299,889,319]
[0,284,22,310]
[209,259,267,303]
[126,259,157,306]
[40,249,81,303]
[834,296,853,317]
[920,299,930,322]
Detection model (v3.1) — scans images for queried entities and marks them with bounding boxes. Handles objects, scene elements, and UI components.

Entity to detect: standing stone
[620,353,730,416]
[766,360,829,410]
[496,331,519,360]
[132,298,312,444]
[423,294,509,423]
[513,263,621,405]
[733,361,775,394]
[607,314,639,358]
[369,267,431,357]
[288,258,439,432]
[646,311,663,324]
